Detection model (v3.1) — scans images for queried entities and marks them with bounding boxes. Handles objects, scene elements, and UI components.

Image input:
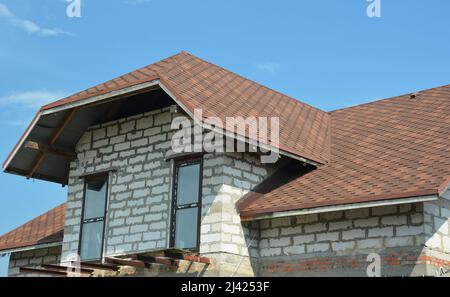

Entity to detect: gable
[3,51,330,184]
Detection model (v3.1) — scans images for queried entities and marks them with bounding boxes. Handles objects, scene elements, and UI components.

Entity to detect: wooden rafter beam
[49,108,78,144]
[41,264,94,275]
[70,261,119,272]
[130,254,178,268]
[164,252,210,264]
[181,254,211,264]
[20,267,67,277]
[27,151,45,180]
[27,108,77,179]
[104,257,151,268]
[25,141,76,160]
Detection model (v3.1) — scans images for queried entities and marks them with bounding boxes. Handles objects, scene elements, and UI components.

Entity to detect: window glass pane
[80,221,104,261]
[83,179,107,220]
[174,207,198,249]
[176,163,200,206]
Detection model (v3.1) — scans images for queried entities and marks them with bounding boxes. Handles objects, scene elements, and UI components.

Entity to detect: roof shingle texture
[0,203,65,252]
[6,51,450,220]
[41,51,330,165]
[239,85,450,217]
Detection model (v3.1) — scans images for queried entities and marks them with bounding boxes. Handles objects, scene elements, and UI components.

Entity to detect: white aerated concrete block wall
[199,152,270,276]
[8,246,62,277]
[259,203,426,258]
[62,107,177,262]
[61,107,274,276]
[424,188,450,253]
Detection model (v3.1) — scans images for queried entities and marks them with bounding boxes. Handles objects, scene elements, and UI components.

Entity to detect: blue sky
[0,0,449,276]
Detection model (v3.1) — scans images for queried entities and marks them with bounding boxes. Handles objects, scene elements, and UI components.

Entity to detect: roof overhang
[4,79,319,184]
[240,193,440,222]
[0,242,62,255]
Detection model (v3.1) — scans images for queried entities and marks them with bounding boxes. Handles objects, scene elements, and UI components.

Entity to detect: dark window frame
[78,172,109,263]
[169,157,203,251]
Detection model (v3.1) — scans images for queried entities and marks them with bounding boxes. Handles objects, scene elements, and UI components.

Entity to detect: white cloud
[0,90,68,107]
[255,62,280,73]
[0,2,71,37]
[0,1,12,17]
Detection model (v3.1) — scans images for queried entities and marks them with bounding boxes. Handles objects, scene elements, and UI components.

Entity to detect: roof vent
[410,93,419,99]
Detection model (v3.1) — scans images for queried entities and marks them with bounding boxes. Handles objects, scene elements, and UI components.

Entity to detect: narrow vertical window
[170,158,202,250]
[79,174,108,262]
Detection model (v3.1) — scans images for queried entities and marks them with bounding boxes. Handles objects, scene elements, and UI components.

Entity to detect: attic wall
[61,107,176,263]
[60,106,279,276]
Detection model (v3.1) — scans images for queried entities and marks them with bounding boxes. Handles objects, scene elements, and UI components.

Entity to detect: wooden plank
[181,254,211,264]
[25,141,76,160]
[27,108,77,178]
[27,151,45,179]
[70,261,119,272]
[104,257,150,268]
[164,251,210,264]
[20,267,67,277]
[130,254,178,268]
[49,109,77,144]
[41,264,94,275]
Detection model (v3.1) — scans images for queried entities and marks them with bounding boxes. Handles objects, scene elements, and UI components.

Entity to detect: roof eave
[0,242,62,255]
[240,192,440,221]
[4,79,324,181]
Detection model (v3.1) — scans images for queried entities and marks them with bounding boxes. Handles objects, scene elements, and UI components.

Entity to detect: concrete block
[269,237,290,247]
[368,227,394,238]
[120,121,135,134]
[304,223,327,233]
[136,116,154,130]
[396,225,424,236]
[130,224,148,233]
[381,215,407,226]
[384,236,414,247]
[260,228,279,238]
[342,229,366,240]
[345,208,370,219]
[332,241,355,251]
[143,231,160,241]
[319,211,344,221]
[424,203,440,217]
[260,248,281,257]
[316,232,340,242]
[107,125,118,137]
[283,245,305,255]
[329,220,352,231]
[271,217,292,228]
[280,225,303,236]
[93,128,106,140]
[293,234,315,245]
[354,217,379,228]
[372,205,398,216]
[357,238,383,249]
[307,243,330,253]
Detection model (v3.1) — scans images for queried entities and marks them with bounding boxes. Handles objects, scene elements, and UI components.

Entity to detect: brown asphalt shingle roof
[0,203,65,252]
[40,51,330,165]
[239,85,450,217]
[4,51,450,222]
